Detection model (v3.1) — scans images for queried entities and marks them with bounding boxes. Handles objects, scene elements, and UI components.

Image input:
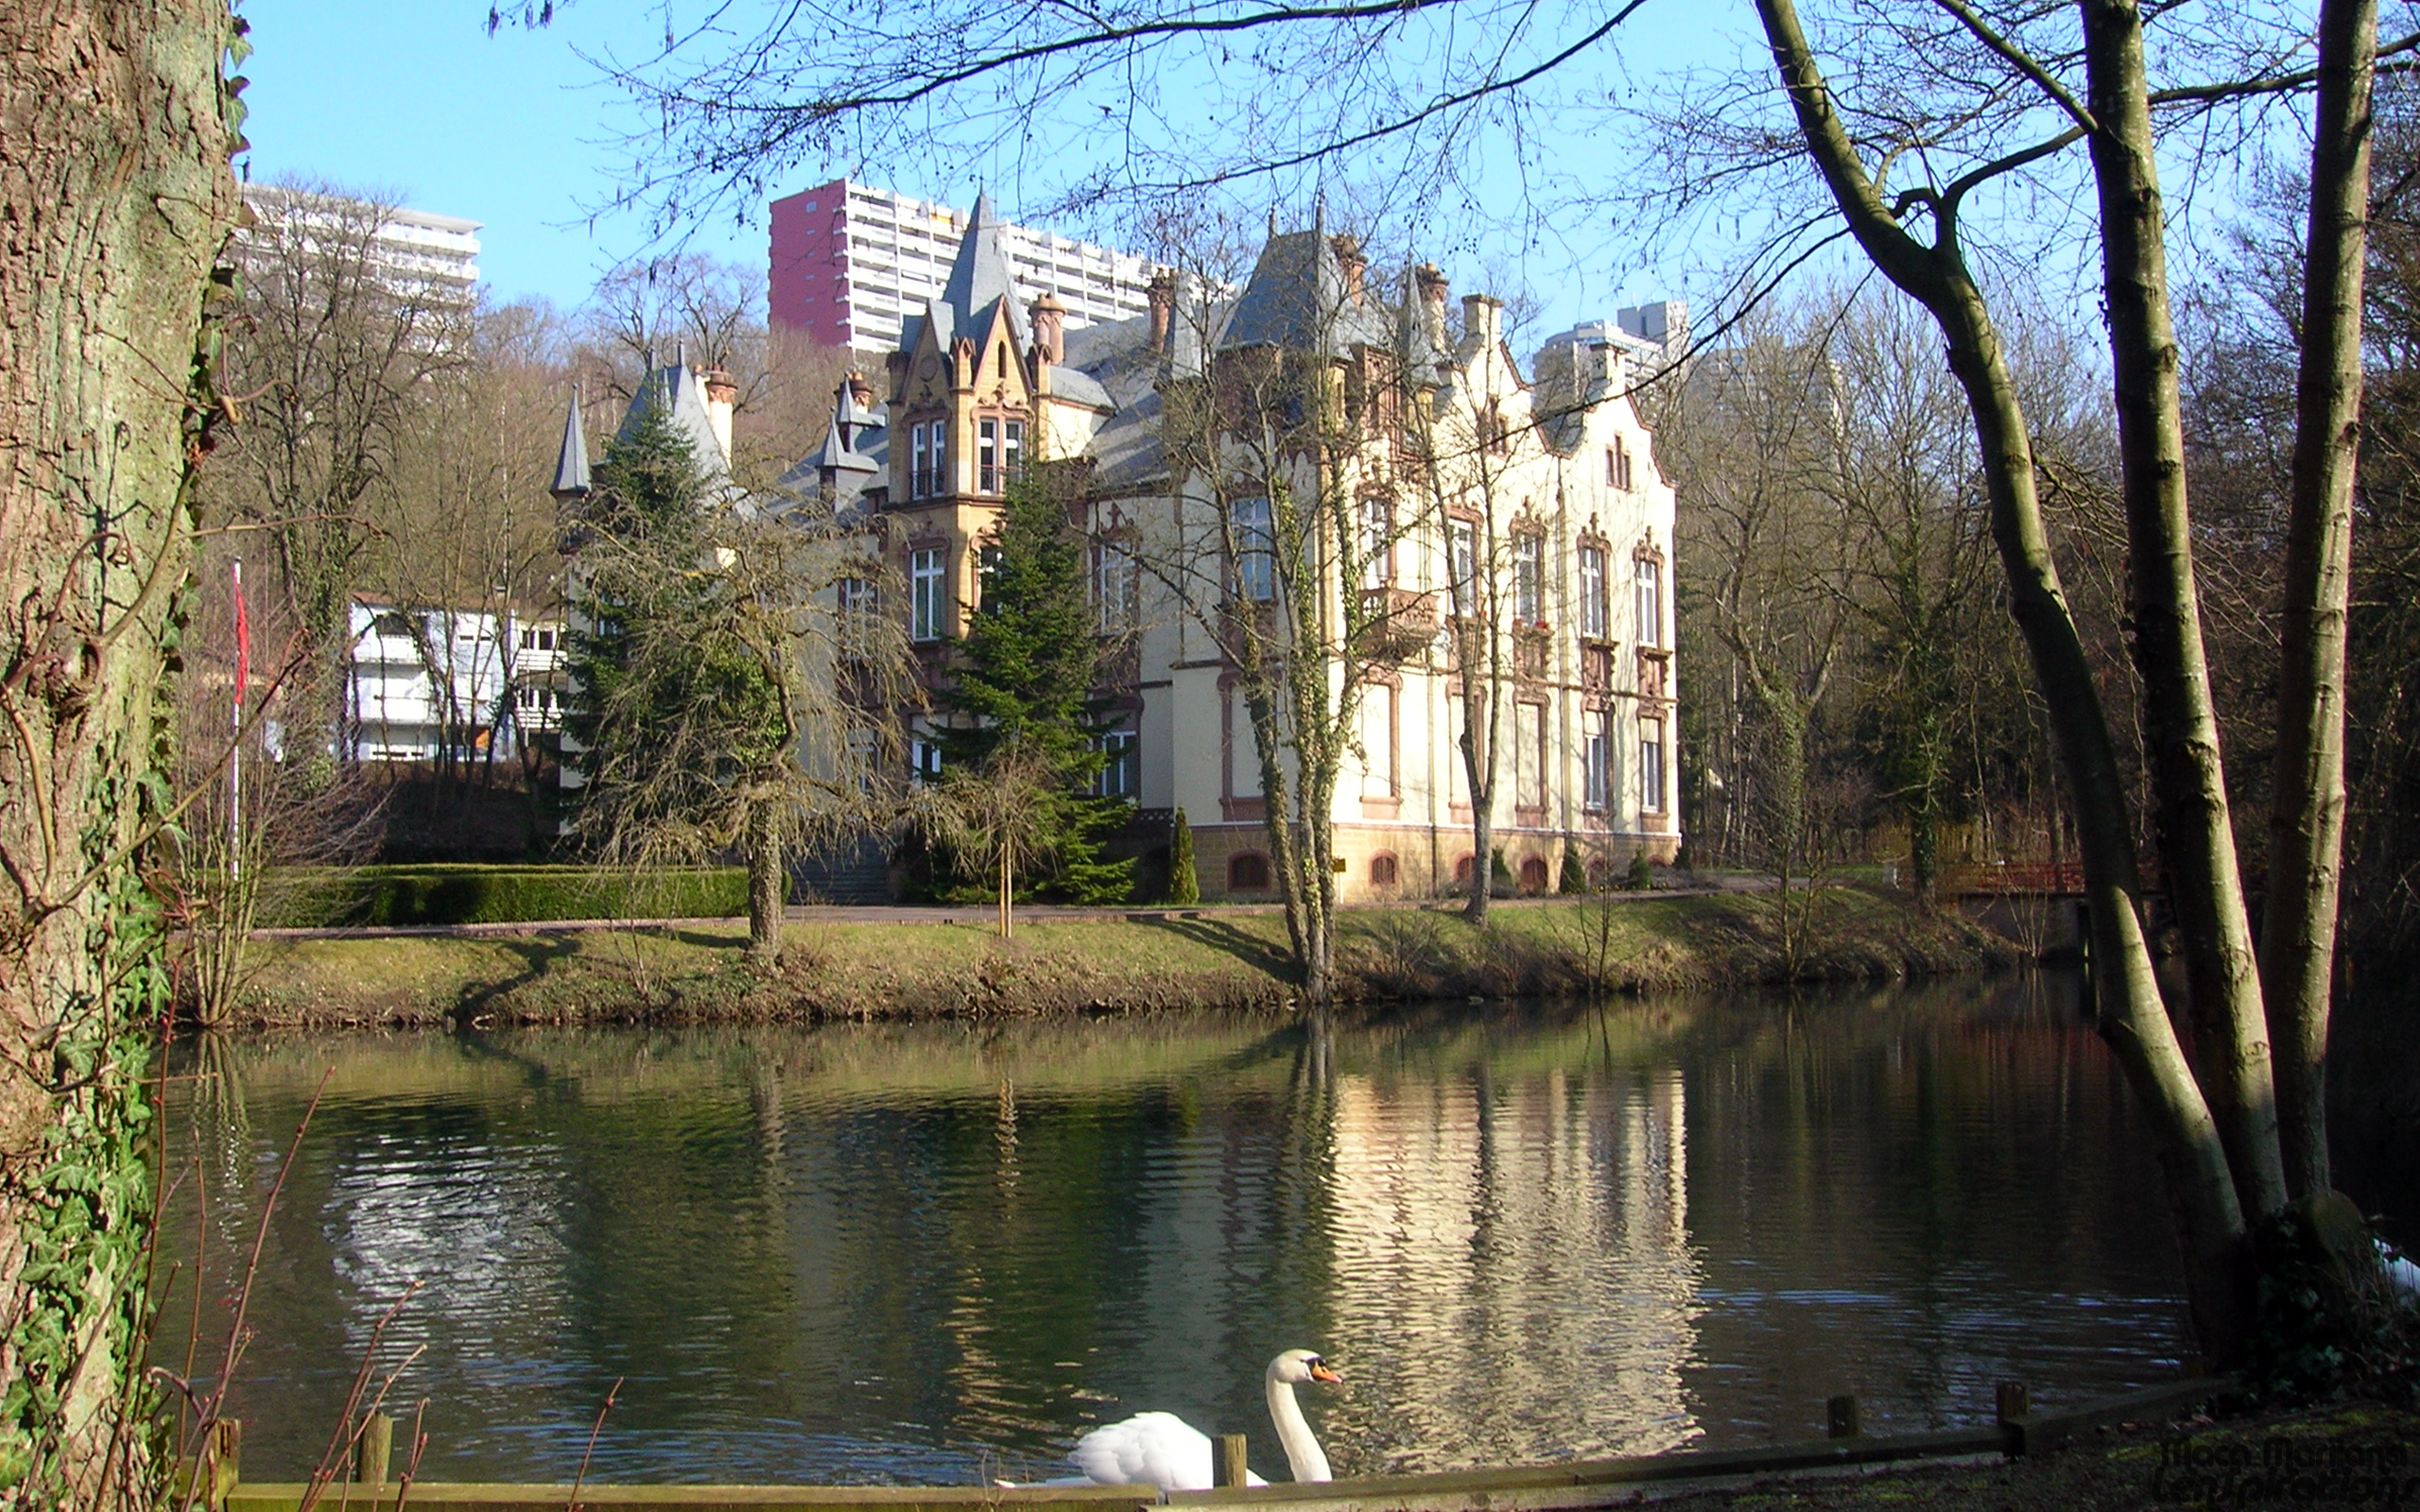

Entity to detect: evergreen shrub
[263,865,748,927]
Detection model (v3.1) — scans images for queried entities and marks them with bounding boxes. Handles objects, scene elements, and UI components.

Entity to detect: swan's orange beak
[1310,1361,1343,1384]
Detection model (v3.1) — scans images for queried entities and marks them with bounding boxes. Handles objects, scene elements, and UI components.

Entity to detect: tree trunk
[2263,0,2377,1203]
[0,3,238,1503]
[747,799,784,962]
[2080,0,2288,1226]
[1754,0,2258,1366]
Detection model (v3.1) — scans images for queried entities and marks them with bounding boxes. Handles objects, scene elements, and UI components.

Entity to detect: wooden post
[1996,1380,2031,1426]
[1213,1434,1250,1489]
[1825,1394,1860,1439]
[355,1411,393,1486]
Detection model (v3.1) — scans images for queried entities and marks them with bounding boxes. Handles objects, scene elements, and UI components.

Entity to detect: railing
[207,1376,2225,1512]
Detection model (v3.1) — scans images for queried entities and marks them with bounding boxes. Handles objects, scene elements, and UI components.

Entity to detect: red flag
[233,560,251,711]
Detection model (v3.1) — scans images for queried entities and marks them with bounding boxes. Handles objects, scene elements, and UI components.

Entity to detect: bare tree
[209,177,475,784]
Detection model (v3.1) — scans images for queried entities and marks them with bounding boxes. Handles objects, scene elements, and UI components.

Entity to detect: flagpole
[230,557,244,884]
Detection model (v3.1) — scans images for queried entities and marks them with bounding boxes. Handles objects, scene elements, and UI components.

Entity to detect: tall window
[912,420,948,498]
[1584,713,1609,812]
[1448,519,1478,608]
[1233,496,1275,602]
[977,419,999,493]
[1580,545,1609,639]
[1514,534,1544,624]
[1612,440,1635,491]
[1002,419,1024,485]
[911,736,943,786]
[1094,541,1139,631]
[1360,682,1394,798]
[1635,557,1664,647]
[977,544,1002,611]
[1096,730,1137,799]
[1642,718,1667,812]
[1359,497,1392,589]
[838,576,875,616]
[1516,702,1543,808]
[910,547,945,641]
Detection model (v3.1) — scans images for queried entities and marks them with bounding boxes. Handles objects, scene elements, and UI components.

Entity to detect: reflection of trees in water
[153,980,2179,1481]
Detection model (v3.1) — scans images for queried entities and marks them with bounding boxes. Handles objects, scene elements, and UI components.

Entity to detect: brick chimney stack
[1331,234,1367,309]
[1030,291,1067,368]
[1414,264,1450,352]
[1147,268,1177,352]
[700,367,738,465]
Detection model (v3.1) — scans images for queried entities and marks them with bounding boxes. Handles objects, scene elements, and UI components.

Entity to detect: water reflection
[152,972,2184,1486]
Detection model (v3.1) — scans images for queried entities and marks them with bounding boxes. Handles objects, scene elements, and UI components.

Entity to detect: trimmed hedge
[263,865,750,928]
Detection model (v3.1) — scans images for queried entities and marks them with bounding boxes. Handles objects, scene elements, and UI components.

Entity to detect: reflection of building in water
[1319,1066,1700,1470]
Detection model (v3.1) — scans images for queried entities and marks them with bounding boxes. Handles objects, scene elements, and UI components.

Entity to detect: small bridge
[1939,861,2086,899]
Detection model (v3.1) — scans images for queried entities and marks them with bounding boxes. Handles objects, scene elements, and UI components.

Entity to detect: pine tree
[1559,840,1586,894]
[932,473,1134,902]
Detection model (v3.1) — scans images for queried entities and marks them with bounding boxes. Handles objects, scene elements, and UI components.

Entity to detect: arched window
[1453,854,1476,888]
[1519,856,1550,894]
[1369,853,1399,887]
[1229,852,1270,891]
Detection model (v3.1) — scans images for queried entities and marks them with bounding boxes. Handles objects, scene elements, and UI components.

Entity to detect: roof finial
[1268,205,1279,241]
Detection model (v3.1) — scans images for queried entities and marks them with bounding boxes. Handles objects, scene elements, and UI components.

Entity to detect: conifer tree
[1167,808,1201,905]
[932,474,1133,902]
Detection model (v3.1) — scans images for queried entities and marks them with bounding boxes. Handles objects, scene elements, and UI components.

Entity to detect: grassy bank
[223,887,2014,1028]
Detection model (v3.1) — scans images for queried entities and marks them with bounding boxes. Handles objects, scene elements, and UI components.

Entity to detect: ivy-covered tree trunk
[745,798,784,963]
[0,2,239,1504]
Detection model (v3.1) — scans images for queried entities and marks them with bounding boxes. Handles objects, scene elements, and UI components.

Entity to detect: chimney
[1414,264,1450,352]
[847,369,875,410]
[1463,293,1503,351]
[700,366,737,466]
[1147,268,1177,352]
[1030,291,1066,368]
[1330,234,1367,309]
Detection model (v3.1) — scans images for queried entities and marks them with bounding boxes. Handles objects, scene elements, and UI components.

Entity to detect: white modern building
[770,180,1157,354]
[344,599,562,764]
[239,182,481,296]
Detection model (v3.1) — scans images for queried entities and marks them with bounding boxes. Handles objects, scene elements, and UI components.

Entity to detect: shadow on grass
[1132,914,1302,982]
[448,932,585,1026]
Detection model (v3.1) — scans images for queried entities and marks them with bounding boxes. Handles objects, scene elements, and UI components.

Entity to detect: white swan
[1066,1349,1342,1489]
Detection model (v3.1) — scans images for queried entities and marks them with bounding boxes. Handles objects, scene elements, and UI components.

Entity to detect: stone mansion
[574,198,1681,903]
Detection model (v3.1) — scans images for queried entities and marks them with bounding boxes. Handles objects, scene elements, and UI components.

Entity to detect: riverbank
[221,886,2015,1027]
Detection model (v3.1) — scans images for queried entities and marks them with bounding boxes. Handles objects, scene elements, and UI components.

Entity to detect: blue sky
[229,1,1737,324]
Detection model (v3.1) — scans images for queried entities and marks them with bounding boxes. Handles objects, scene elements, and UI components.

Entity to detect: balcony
[1356,587,1437,662]
[1512,622,1552,679]
[1582,643,1614,696]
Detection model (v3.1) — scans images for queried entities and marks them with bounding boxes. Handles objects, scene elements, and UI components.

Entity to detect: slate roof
[786,377,890,517]
[899,194,1032,365]
[1219,230,1392,357]
[618,361,729,479]
[549,386,591,499]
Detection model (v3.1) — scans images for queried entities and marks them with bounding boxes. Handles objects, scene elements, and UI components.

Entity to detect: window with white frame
[911,735,943,786]
[911,420,948,497]
[1448,519,1478,610]
[1093,541,1139,632]
[1002,419,1024,484]
[1642,718,1667,812]
[1516,701,1544,808]
[977,418,1000,493]
[910,548,945,641]
[1096,729,1137,799]
[1584,712,1609,812]
[1359,681,1394,799]
[977,544,1002,612]
[1359,497,1392,589]
[1580,545,1609,639]
[1635,556,1664,647]
[1514,534,1544,624]
[1233,496,1275,602]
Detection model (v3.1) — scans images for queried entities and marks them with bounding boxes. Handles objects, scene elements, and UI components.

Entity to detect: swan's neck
[1265,1373,1331,1483]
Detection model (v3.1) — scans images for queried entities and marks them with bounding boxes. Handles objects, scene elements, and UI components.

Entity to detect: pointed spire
[549,385,590,501]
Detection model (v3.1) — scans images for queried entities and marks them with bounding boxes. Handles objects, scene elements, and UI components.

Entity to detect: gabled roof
[898,194,1032,363]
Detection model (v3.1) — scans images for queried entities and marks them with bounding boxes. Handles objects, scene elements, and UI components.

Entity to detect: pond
[152,971,2189,1486]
